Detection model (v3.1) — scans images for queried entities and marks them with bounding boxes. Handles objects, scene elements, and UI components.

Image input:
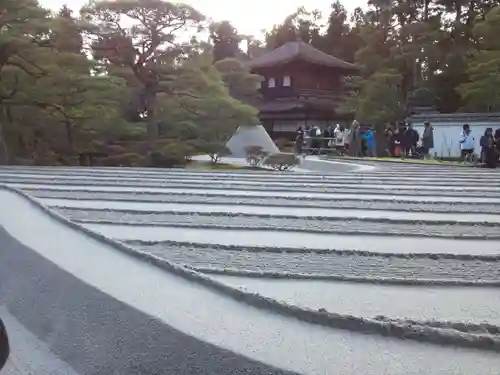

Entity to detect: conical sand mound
[226,125,280,158]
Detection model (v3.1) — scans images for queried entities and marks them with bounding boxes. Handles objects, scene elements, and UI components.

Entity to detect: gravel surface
[2,161,500,372]
[56,207,500,238]
[7,176,500,197]
[0,227,297,375]
[7,167,500,185]
[83,223,500,254]
[38,199,500,223]
[0,307,79,375]
[14,184,500,202]
[5,171,500,187]
[211,276,500,324]
[125,241,500,284]
[27,189,500,213]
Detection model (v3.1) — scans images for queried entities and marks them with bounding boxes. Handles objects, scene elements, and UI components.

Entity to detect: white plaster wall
[412,121,498,158]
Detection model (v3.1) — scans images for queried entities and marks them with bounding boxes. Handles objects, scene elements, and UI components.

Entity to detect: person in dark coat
[0,316,9,371]
[295,126,304,154]
[481,128,496,168]
[404,124,419,156]
[421,121,434,158]
[385,127,396,156]
[480,128,493,163]
[397,124,407,156]
[493,129,500,165]
[310,125,322,154]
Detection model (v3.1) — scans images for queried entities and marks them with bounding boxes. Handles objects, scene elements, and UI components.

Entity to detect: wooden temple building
[247,41,358,139]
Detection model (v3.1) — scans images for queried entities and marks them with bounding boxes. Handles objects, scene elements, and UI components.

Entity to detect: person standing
[421,121,434,159]
[347,120,362,157]
[385,127,398,157]
[480,128,493,163]
[324,125,332,148]
[363,127,377,157]
[344,127,350,153]
[333,124,342,146]
[493,129,500,166]
[480,128,496,168]
[397,123,407,157]
[310,125,322,154]
[295,126,304,154]
[459,124,475,162]
[404,123,419,156]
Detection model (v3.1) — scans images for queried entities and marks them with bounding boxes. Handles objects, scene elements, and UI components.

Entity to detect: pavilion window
[283,76,291,87]
[268,77,276,87]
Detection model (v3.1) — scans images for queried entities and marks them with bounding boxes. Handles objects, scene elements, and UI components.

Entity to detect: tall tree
[458,6,500,111]
[82,0,205,145]
[209,21,241,62]
[322,1,360,61]
[214,58,261,104]
[0,0,52,163]
[52,5,83,54]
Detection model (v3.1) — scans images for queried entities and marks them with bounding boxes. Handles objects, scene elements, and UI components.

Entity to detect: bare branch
[7,54,47,78]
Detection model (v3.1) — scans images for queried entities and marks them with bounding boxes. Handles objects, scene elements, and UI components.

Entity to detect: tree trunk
[455,3,462,26]
[146,89,158,149]
[0,124,9,165]
[465,1,476,40]
[423,0,430,21]
[65,118,74,151]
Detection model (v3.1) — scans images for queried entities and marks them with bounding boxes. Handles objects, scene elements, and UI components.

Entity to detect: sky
[39,0,366,36]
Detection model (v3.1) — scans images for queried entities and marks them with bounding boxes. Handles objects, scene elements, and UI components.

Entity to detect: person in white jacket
[459,124,475,161]
[333,124,343,145]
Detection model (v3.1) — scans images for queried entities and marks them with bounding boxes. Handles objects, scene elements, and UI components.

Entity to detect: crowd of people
[383,121,433,158]
[294,120,421,158]
[477,126,500,168]
[294,120,500,168]
[294,121,377,156]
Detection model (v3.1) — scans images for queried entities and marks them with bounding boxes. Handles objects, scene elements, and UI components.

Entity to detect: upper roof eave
[247,41,359,72]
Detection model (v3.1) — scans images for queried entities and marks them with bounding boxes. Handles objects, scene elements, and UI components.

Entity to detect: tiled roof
[248,41,358,71]
[258,97,336,113]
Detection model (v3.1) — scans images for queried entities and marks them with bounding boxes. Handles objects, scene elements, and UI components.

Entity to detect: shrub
[263,152,300,171]
[104,145,126,155]
[148,147,184,168]
[98,153,145,167]
[34,152,61,166]
[245,145,269,167]
[146,140,199,168]
[197,141,230,164]
[148,150,186,168]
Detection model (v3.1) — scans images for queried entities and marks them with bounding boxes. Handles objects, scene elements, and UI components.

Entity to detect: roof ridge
[248,40,358,71]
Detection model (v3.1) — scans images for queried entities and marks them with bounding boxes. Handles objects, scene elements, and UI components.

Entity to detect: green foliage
[98,153,145,167]
[81,0,206,140]
[0,0,260,166]
[214,58,261,103]
[458,7,500,112]
[147,144,189,168]
[263,153,300,171]
[2,0,498,167]
[210,21,241,62]
[262,1,500,118]
[341,69,405,125]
